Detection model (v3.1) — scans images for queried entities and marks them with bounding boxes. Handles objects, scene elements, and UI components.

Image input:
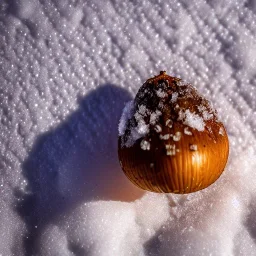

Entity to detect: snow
[166,145,176,156]
[118,100,134,136]
[119,102,162,147]
[140,139,150,151]
[171,92,179,103]
[184,127,192,136]
[165,119,173,128]
[156,88,167,98]
[198,105,214,121]
[189,144,198,151]
[149,110,162,125]
[219,127,225,136]
[178,109,205,131]
[154,124,162,133]
[159,134,171,140]
[1,0,256,255]
[173,131,182,142]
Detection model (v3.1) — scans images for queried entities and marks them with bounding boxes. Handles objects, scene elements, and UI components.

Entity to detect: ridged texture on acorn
[118,72,229,194]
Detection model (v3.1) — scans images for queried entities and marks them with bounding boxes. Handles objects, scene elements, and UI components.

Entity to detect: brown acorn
[118,71,229,194]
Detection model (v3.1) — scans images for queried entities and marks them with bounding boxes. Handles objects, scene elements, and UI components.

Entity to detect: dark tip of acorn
[146,71,182,87]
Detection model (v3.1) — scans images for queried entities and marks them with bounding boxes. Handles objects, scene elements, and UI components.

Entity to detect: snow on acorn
[118,71,229,194]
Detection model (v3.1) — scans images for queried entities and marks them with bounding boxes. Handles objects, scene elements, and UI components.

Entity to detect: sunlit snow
[1,0,256,255]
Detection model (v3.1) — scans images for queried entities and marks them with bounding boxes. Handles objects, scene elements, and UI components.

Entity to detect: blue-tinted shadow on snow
[16,84,144,255]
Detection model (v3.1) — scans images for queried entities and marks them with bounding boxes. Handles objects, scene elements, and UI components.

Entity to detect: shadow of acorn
[16,84,144,255]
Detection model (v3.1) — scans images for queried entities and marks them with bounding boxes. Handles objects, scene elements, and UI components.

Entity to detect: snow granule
[150,110,162,125]
[166,119,173,128]
[160,134,171,140]
[166,144,176,155]
[219,127,225,136]
[155,125,162,133]
[190,144,198,151]
[178,109,205,131]
[184,127,192,135]
[156,88,168,98]
[198,105,214,121]
[140,139,150,150]
[171,92,178,103]
[173,131,182,141]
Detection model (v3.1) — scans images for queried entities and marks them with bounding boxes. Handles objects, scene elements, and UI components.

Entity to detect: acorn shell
[118,72,229,194]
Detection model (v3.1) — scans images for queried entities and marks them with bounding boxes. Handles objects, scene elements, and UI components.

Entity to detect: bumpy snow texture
[1,0,256,255]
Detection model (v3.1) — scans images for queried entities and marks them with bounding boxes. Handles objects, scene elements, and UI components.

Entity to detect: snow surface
[1,0,256,255]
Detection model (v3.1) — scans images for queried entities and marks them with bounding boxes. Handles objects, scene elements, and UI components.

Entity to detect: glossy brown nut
[118,71,229,194]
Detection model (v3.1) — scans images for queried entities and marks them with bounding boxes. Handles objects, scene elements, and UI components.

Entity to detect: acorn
[118,71,229,194]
